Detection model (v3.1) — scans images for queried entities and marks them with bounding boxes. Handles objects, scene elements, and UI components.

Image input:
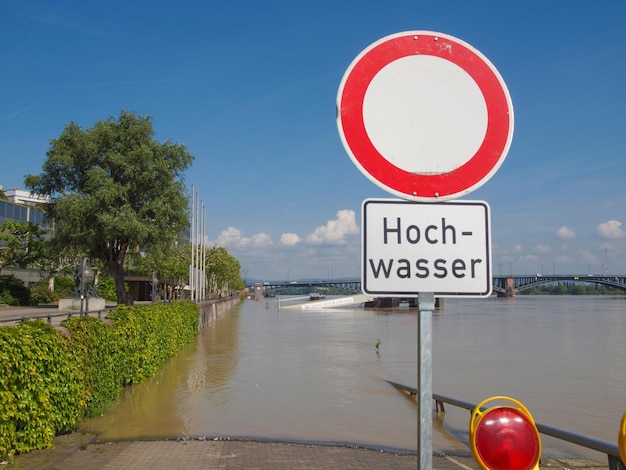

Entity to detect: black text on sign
[361,199,492,297]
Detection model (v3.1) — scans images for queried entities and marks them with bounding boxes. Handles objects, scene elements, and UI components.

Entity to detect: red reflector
[474,407,540,470]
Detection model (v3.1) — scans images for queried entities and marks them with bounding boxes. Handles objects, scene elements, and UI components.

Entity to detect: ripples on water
[80,298,419,452]
[80,295,625,460]
[432,295,626,461]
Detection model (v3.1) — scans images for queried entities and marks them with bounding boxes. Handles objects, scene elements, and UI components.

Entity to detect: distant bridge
[251,280,362,296]
[250,274,626,298]
[492,274,626,296]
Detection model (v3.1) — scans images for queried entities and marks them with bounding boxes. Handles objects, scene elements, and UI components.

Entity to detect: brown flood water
[80,294,626,461]
[80,298,419,452]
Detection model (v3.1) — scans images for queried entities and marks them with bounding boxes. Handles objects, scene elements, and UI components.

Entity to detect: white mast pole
[189,185,195,301]
[201,202,206,299]
[195,192,201,300]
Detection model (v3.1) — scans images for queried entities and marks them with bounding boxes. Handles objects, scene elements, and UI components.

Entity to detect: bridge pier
[496,278,516,297]
[254,283,263,301]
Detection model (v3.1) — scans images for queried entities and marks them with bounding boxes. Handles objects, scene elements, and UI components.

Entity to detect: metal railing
[386,381,624,469]
[0,308,114,326]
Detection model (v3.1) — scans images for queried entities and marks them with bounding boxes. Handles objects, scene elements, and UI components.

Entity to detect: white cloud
[249,233,273,247]
[305,209,359,245]
[556,226,576,239]
[534,243,552,254]
[216,227,273,248]
[512,244,523,253]
[596,220,625,239]
[280,232,301,246]
[216,227,243,246]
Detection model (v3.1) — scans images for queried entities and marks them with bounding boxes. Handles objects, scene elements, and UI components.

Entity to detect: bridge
[250,274,626,299]
[492,274,626,296]
[250,280,362,300]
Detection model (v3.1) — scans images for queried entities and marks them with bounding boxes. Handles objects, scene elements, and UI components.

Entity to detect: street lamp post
[151,271,159,304]
[76,257,95,315]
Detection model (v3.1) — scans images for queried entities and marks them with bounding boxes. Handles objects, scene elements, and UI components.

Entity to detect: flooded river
[80,295,626,460]
[80,298,418,452]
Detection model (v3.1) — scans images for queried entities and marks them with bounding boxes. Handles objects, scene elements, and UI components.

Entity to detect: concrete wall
[0,266,48,288]
[197,297,240,332]
[58,296,106,312]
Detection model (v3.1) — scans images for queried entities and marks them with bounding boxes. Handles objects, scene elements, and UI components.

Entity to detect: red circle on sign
[337,31,514,201]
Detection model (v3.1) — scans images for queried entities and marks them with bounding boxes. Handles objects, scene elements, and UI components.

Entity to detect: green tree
[0,221,47,269]
[134,243,190,300]
[136,243,244,300]
[205,246,244,297]
[24,110,193,305]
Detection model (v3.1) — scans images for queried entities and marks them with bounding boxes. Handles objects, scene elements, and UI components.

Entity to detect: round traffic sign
[337,31,514,201]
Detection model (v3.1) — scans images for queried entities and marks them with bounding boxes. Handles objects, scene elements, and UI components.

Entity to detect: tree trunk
[105,242,133,306]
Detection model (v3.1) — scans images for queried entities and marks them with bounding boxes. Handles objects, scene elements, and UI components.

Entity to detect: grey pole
[79,258,85,315]
[418,292,434,469]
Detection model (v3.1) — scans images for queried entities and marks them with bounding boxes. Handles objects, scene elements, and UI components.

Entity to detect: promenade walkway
[7,432,611,469]
[0,304,113,327]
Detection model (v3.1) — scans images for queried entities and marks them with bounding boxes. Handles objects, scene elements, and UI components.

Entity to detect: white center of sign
[362,55,488,174]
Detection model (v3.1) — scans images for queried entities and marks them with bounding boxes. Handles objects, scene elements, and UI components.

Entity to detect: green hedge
[0,301,199,459]
[0,275,30,306]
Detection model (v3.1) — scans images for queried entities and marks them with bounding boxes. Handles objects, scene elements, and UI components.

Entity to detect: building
[0,186,47,227]
[3,187,49,206]
[0,186,49,287]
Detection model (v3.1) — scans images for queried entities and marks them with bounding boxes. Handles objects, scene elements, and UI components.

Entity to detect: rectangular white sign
[362,199,492,297]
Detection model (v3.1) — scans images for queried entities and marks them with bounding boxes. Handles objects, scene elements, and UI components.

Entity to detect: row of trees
[1,110,244,304]
[520,283,622,295]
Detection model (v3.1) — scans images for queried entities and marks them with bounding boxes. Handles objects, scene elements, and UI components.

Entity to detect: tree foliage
[205,246,244,296]
[522,282,622,295]
[24,111,193,305]
[132,242,190,300]
[0,221,47,269]
[134,243,244,299]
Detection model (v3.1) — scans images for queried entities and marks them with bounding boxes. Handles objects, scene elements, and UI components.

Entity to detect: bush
[53,275,76,299]
[106,301,199,384]
[94,275,118,301]
[0,290,17,306]
[61,317,123,417]
[29,281,55,305]
[0,321,87,458]
[0,301,199,459]
[0,275,29,306]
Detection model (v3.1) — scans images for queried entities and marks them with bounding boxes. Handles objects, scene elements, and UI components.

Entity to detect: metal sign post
[418,292,434,469]
[337,29,513,465]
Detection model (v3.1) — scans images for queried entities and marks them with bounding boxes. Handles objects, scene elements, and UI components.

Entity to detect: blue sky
[1,1,625,282]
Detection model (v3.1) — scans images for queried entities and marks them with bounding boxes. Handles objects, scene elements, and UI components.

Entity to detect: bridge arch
[251,276,626,299]
[493,275,626,297]
[251,281,362,298]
